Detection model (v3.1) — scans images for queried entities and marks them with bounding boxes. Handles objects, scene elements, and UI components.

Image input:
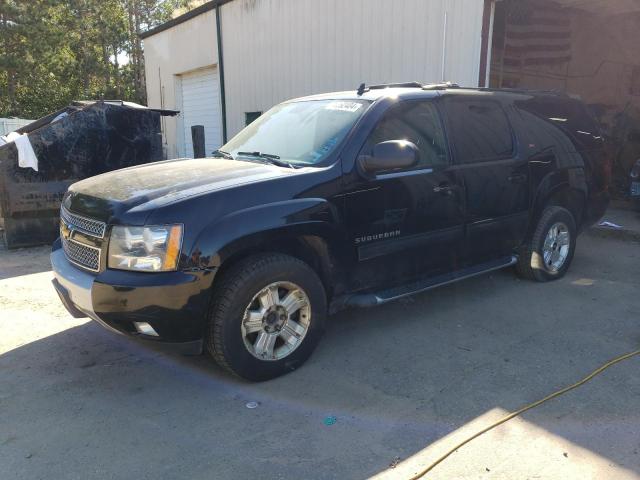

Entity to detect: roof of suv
[289,82,571,103]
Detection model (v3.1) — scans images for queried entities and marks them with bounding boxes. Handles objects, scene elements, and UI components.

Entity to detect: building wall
[220,0,486,137]
[490,4,640,114]
[143,8,219,159]
[144,0,487,157]
[488,2,640,185]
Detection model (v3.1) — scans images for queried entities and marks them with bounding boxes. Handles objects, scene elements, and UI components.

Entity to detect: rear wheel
[206,253,326,381]
[516,206,577,282]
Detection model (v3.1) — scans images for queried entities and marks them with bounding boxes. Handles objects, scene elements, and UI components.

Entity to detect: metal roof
[140,0,234,39]
[141,0,640,41]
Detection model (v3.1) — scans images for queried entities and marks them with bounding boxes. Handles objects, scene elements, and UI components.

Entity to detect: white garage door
[179,67,223,158]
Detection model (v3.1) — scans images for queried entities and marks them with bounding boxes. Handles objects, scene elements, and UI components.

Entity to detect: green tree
[0,0,192,119]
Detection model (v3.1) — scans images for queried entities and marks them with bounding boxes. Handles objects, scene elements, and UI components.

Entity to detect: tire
[206,253,327,381]
[516,206,577,282]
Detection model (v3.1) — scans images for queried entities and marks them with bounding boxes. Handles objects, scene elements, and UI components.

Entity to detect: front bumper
[51,242,216,354]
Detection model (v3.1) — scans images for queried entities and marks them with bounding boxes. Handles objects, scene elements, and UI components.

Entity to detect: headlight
[108,225,183,272]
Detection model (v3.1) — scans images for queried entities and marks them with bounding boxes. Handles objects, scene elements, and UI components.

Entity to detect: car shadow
[1,235,639,479]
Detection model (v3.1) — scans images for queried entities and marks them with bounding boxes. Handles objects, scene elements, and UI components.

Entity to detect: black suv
[52,83,610,380]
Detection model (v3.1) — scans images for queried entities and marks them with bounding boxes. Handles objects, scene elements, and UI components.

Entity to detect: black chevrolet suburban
[52,83,610,380]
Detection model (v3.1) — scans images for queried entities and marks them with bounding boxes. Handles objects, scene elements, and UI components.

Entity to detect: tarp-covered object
[0,101,177,248]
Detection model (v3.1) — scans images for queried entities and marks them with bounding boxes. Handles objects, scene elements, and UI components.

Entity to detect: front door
[440,95,530,261]
[343,100,465,292]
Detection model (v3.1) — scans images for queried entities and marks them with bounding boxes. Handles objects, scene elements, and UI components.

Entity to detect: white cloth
[52,111,68,123]
[0,131,39,171]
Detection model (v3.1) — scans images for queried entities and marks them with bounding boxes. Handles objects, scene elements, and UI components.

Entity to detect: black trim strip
[358,225,463,262]
[467,211,529,235]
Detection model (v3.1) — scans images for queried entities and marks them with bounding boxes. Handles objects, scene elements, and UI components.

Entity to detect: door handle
[433,183,453,195]
[508,173,527,184]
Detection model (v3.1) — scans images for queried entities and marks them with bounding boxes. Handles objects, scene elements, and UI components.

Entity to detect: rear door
[440,95,529,261]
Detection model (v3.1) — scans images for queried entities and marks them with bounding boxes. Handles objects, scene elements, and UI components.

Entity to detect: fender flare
[531,167,587,227]
[188,198,345,281]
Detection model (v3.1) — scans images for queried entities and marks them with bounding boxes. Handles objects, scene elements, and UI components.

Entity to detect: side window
[364,101,448,169]
[443,98,514,163]
[514,97,603,152]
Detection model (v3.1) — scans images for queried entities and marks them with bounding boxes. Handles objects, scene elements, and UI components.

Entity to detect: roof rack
[422,82,460,90]
[356,81,459,95]
[369,82,424,90]
[477,87,570,97]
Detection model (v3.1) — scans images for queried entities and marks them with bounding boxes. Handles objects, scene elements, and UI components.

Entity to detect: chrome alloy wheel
[543,222,570,273]
[241,282,311,361]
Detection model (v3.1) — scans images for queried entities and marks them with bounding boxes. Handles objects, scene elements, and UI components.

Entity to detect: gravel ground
[0,232,639,480]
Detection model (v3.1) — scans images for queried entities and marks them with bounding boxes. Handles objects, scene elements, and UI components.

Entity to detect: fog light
[134,322,159,336]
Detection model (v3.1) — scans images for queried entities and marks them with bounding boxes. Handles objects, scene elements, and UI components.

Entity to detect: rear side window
[443,98,514,163]
[514,97,603,151]
[363,100,448,169]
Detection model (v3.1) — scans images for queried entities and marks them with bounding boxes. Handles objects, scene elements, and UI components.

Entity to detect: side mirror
[359,140,418,174]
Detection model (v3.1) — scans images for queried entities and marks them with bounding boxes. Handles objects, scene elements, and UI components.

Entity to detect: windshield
[221,99,371,165]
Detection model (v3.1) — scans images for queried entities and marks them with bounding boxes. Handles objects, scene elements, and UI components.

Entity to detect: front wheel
[206,253,326,381]
[516,206,577,282]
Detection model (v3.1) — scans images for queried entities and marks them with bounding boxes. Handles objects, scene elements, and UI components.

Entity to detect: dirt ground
[1,231,639,480]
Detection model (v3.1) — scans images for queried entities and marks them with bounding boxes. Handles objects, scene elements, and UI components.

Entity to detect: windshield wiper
[236,151,297,168]
[211,149,234,159]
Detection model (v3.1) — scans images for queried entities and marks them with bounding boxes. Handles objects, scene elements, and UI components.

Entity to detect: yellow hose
[408,349,640,479]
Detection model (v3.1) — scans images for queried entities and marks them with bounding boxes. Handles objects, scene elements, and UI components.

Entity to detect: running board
[345,256,518,308]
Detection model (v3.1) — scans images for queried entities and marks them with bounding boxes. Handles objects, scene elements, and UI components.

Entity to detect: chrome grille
[59,206,105,272]
[62,237,101,272]
[60,206,106,238]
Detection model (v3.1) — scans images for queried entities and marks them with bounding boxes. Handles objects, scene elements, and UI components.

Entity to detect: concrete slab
[589,208,640,243]
[0,233,638,480]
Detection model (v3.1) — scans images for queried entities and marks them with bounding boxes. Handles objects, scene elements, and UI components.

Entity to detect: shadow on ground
[1,234,639,479]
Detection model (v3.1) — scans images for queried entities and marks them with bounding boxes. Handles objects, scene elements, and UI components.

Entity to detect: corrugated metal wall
[143,8,219,159]
[221,0,485,136]
[0,118,33,136]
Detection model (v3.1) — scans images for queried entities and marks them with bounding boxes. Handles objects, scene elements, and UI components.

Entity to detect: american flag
[503,0,572,68]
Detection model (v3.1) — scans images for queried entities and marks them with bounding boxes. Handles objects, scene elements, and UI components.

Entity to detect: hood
[65,157,296,221]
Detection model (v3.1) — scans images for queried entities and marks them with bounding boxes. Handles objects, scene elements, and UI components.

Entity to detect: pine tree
[0,0,194,119]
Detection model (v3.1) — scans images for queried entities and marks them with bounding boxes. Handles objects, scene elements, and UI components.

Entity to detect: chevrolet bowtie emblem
[60,220,75,240]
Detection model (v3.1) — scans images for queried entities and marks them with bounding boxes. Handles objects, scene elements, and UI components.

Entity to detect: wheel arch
[546,186,586,222]
[531,169,588,232]
[213,230,343,300]
[193,199,348,293]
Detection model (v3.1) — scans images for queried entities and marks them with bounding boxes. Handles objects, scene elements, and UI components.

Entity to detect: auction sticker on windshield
[325,101,363,112]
